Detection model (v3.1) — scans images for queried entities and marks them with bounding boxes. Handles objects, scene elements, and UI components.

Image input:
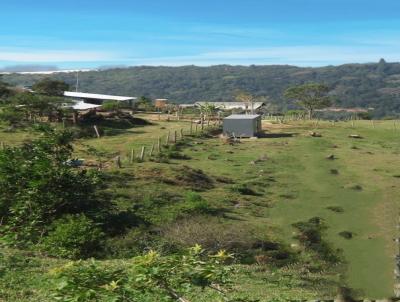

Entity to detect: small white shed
[223,114,262,137]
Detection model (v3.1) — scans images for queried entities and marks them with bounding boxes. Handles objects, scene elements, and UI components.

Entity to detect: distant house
[223,114,262,137]
[315,107,370,113]
[178,104,196,109]
[154,99,168,110]
[195,101,265,111]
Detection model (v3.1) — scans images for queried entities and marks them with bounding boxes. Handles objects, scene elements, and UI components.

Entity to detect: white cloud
[126,45,399,67]
[0,49,115,62]
[1,44,398,68]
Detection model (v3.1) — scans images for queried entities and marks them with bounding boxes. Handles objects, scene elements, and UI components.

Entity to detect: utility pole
[75,71,79,92]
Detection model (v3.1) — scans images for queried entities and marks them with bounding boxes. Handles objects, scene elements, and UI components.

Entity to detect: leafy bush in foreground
[50,245,237,302]
[42,214,105,260]
[0,129,112,247]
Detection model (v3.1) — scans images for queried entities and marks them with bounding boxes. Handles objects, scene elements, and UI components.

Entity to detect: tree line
[2,60,400,117]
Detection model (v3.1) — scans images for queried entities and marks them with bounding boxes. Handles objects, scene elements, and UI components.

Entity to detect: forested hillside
[3,60,400,117]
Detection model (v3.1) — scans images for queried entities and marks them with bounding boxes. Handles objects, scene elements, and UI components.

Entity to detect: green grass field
[1,117,399,300]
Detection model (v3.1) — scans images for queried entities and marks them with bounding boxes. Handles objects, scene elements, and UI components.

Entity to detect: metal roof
[72,101,102,110]
[195,102,264,110]
[61,101,102,110]
[64,91,136,102]
[224,114,261,120]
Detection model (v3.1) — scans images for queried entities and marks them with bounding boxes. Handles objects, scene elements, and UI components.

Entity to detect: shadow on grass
[258,132,298,138]
[73,114,154,137]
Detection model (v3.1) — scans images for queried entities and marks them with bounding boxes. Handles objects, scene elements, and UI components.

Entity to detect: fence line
[117,118,221,166]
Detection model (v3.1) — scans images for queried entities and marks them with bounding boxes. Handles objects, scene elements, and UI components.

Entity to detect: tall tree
[284,83,331,119]
[135,96,153,111]
[235,91,269,114]
[10,92,65,122]
[32,78,69,96]
[198,102,217,123]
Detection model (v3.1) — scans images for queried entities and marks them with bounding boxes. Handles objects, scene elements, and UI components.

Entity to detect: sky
[1,0,400,70]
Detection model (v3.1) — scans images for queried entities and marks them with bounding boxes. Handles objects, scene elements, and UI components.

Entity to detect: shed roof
[69,101,102,110]
[64,91,136,102]
[224,114,261,120]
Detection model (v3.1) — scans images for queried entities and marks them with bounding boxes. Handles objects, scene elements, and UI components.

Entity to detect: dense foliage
[284,83,331,119]
[42,214,105,259]
[32,78,70,96]
[2,60,400,117]
[0,129,111,248]
[0,91,69,126]
[50,245,237,302]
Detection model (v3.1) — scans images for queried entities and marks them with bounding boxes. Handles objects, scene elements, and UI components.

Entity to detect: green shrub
[0,129,112,247]
[50,259,126,301]
[181,191,212,214]
[338,231,353,239]
[50,246,235,302]
[42,214,104,259]
[326,206,344,213]
[151,151,170,163]
[104,228,179,258]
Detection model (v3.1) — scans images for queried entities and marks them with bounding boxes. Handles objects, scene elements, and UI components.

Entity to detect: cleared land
[1,118,399,300]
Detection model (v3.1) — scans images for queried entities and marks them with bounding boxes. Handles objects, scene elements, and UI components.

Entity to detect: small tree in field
[235,91,256,114]
[235,90,270,115]
[284,83,331,119]
[198,102,217,123]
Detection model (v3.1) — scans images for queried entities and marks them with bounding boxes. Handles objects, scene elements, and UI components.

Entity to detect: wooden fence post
[190,119,193,135]
[93,125,100,138]
[149,144,154,157]
[129,149,135,164]
[140,146,146,161]
[195,123,198,133]
[173,130,177,143]
[157,137,161,153]
[166,131,170,145]
[115,156,121,168]
[180,128,183,139]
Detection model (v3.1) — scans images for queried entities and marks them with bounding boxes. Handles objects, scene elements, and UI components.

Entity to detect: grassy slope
[264,121,398,297]
[181,120,398,298]
[1,118,399,300]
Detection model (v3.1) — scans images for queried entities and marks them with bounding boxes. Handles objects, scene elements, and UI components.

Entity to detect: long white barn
[64,91,136,102]
[195,101,265,110]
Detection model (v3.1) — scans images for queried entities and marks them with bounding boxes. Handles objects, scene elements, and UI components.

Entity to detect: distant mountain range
[2,60,400,117]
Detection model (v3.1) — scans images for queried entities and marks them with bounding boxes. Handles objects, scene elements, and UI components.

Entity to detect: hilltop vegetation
[2,60,400,117]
